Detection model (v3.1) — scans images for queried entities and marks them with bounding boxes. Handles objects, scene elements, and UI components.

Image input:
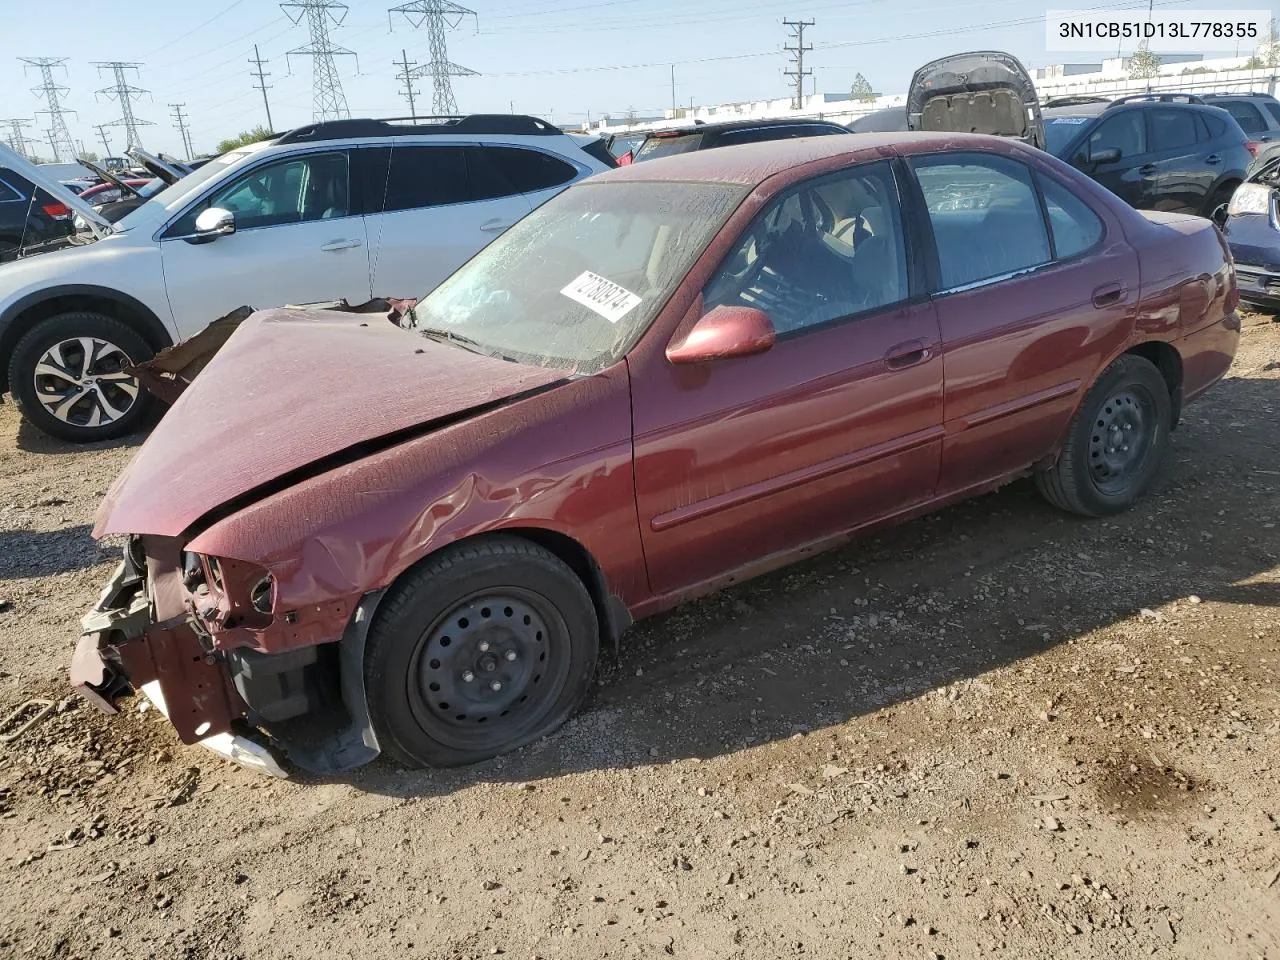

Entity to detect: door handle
[1205,154,1221,165]
[1092,281,1127,308]
[479,219,512,233]
[1138,163,1158,176]
[320,239,363,252]
[884,339,932,370]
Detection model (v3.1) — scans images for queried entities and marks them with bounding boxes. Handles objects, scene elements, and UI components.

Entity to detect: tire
[364,535,600,768]
[1035,354,1172,517]
[8,311,156,443]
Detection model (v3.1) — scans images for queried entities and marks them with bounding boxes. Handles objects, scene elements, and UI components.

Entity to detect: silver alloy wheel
[32,337,140,428]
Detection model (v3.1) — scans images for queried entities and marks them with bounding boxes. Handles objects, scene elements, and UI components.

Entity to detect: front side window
[414,180,747,374]
[1148,108,1198,152]
[169,151,349,233]
[703,160,908,335]
[913,153,1050,290]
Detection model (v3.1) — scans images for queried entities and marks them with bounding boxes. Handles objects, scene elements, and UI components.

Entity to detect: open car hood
[126,146,187,185]
[95,306,571,539]
[0,143,113,237]
[78,158,142,198]
[906,50,1044,149]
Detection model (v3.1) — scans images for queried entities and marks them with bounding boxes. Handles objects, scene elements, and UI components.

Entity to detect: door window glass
[1081,112,1146,162]
[1038,174,1103,258]
[1200,112,1228,138]
[703,160,908,335]
[913,154,1050,289]
[171,151,349,233]
[1149,108,1199,151]
[381,146,469,211]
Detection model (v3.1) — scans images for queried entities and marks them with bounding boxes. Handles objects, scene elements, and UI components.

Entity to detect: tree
[216,125,275,154]
[1258,17,1279,68]
[850,73,875,104]
[77,149,100,162]
[1128,41,1162,80]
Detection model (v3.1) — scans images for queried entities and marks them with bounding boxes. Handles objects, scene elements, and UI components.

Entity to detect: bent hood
[906,50,1044,149]
[95,308,571,540]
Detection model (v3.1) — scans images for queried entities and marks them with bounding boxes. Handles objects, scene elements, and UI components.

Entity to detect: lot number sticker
[560,271,642,324]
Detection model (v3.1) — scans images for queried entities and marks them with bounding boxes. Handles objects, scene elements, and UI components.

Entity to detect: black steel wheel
[1035,354,1172,517]
[365,536,600,768]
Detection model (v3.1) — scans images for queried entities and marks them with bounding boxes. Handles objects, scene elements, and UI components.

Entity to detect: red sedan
[75,132,1240,772]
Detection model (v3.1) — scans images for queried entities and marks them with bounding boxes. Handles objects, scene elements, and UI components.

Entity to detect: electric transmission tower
[394,49,421,118]
[94,61,154,149]
[170,103,194,158]
[389,1,479,115]
[248,44,276,132]
[19,57,78,162]
[783,18,814,110]
[282,1,357,122]
[2,119,36,160]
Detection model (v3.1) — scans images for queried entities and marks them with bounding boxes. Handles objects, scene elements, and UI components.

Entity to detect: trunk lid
[95,307,572,539]
[0,143,113,238]
[906,50,1044,149]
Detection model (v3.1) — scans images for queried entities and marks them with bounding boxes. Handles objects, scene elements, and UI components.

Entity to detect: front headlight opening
[1227,182,1273,219]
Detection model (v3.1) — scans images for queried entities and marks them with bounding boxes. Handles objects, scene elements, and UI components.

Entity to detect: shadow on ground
[0,525,106,579]
[14,416,149,456]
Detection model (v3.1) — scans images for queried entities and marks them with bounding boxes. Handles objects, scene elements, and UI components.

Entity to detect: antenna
[93,61,154,149]
[19,57,78,162]
[782,18,814,110]
[389,1,479,114]
[248,44,276,132]
[282,1,357,122]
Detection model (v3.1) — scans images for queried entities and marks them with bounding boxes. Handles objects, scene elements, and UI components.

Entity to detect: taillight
[41,202,70,219]
[1245,141,1259,157]
[618,151,633,166]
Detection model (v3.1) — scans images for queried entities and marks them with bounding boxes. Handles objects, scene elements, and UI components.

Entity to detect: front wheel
[1035,355,1172,517]
[364,536,600,768]
[8,312,156,443]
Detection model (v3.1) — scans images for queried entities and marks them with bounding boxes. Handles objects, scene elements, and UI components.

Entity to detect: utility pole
[783,18,814,110]
[671,64,676,113]
[93,123,112,156]
[170,103,194,158]
[389,1,479,115]
[19,57,78,162]
[1,119,36,160]
[45,129,58,159]
[248,44,276,132]
[394,49,420,118]
[282,1,357,122]
[93,61,154,149]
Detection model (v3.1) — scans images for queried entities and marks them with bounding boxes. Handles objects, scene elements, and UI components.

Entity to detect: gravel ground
[1,316,1279,960]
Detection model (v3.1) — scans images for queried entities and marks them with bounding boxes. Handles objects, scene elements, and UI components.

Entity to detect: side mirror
[666,305,776,365]
[188,207,236,244]
[1090,146,1122,166]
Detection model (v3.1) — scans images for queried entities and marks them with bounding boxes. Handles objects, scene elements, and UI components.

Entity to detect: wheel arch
[0,285,173,395]
[1123,340,1183,428]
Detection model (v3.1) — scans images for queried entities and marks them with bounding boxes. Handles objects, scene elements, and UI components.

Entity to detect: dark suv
[1041,93,1252,220]
[0,167,76,263]
[631,118,849,162]
[1199,91,1280,144]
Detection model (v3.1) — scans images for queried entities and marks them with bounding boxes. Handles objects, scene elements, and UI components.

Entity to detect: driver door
[158,149,371,338]
[630,161,945,595]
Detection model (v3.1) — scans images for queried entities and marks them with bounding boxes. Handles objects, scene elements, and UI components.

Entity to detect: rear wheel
[1035,355,1172,517]
[8,312,155,443]
[1204,181,1238,226]
[364,536,600,768]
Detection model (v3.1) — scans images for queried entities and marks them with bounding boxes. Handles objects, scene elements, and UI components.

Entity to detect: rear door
[1147,107,1214,213]
[1068,110,1154,209]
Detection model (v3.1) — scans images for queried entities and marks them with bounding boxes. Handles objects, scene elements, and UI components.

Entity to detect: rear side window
[1220,100,1267,135]
[913,153,1050,290]
[1265,102,1280,126]
[482,147,577,194]
[1149,108,1199,151]
[1037,175,1103,259]
[1081,112,1146,161]
[0,177,22,203]
[382,146,469,211]
[634,134,703,161]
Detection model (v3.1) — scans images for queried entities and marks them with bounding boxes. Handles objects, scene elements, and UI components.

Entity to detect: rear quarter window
[0,177,23,203]
[635,134,703,161]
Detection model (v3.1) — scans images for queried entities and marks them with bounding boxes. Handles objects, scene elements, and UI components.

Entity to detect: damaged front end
[1223,155,1280,308]
[72,534,383,776]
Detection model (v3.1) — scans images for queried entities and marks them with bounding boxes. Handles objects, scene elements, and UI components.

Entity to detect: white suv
[0,115,613,441]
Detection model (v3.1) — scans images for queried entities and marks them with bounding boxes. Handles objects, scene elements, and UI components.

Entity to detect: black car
[1041,94,1252,220]
[630,118,850,162]
[0,168,76,263]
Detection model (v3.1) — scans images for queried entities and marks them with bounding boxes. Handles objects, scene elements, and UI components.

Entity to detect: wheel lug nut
[505,650,517,661]
[462,671,475,682]
[478,641,490,652]
[490,681,502,692]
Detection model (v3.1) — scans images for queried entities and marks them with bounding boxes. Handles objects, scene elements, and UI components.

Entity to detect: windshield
[414,180,748,374]
[113,147,266,228]
[634,134,704,162]
[1043,115,1092,156]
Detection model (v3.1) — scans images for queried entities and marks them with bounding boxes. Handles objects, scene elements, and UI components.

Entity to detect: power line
[282,1,357,122]
[249,43,276,132]
[170,103,194,158]
[782,18,813,109]
[93,123,113,156]
[390,1,479,115]
[94,61,154,149]
[19,57,78,163]
[2,119,36,160]
[394,49,421,119]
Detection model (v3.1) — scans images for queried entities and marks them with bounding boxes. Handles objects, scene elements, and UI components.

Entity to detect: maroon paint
[80,132,1240,747]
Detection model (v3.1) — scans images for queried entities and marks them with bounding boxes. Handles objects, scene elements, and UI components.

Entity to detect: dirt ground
[1,316,1279,960]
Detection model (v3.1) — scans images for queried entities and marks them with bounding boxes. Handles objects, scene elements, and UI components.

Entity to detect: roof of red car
[595,131,996,187]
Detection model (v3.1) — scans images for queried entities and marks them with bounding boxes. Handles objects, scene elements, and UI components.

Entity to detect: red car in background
[74,132,1239,774]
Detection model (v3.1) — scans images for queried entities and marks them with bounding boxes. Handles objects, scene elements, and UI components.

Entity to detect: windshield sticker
[560,271,642,324]
[1048,117,1090,124]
